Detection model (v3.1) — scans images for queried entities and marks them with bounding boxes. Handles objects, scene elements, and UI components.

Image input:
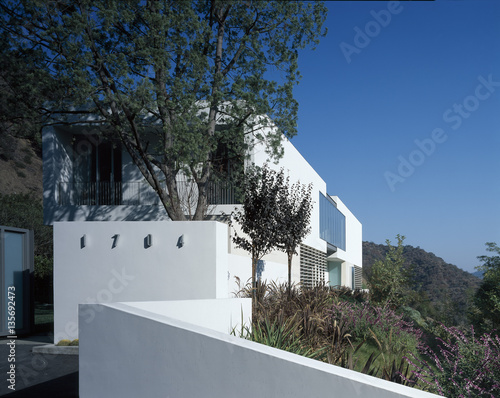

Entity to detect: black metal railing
[58,180,241,206]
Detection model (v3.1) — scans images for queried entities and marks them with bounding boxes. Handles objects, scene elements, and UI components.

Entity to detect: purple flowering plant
[406,325,500,397]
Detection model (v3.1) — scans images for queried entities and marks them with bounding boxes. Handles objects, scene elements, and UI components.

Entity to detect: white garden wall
[79,301,440,398]
[54,221,229,342]
[54,221,287,342]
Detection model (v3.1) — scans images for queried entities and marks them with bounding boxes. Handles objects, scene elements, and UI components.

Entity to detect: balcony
[57,180,241,206]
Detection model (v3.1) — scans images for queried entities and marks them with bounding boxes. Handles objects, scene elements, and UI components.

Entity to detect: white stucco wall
[117,298,251,334]
[251,132,327,254]
[79,302,440,398]
[228,254,293,293]
[53,221,230,342]
[43,126,74,224]
[53,220,291,342]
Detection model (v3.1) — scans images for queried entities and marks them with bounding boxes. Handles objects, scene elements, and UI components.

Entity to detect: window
[319,193,346,250]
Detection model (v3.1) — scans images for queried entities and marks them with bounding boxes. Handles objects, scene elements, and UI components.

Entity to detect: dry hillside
[0,137,43,198]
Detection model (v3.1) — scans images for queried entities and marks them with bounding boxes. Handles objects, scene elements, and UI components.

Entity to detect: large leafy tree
[470,242,500,333]
[1,0,327,220]
[0,33,66,154]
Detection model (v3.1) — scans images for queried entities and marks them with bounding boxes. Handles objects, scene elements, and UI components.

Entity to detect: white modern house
[42,116,362,342]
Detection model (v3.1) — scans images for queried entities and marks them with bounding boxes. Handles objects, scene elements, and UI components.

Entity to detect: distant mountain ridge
[363,241,481,324]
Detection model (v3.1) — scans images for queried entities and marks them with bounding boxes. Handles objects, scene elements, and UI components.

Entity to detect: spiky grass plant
[234,280,369,369]
[247,316,323,359]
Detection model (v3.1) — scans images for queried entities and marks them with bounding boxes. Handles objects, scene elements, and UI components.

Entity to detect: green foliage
[56,338,79,346]
[410,326,500,397]
[363,241,481,326]
[0,193,52,258]
[34,302,53,333]
[231,164,313,311]
[56,339,72,346]
[330,301,423,360]
[0,32,61,153]
[369,234,410,308]
[236,280,424,387]
[1,0,327,220]
[275,177,313,293]
[231,165,286,312]
[244,317,321,359]
[470,242,500,333]
[0,193,53,303]
[34,254,52,279]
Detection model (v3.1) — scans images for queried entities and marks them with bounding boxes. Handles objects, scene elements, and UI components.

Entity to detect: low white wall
[117,298,251,335]
[79,301,440,398]
[54,221,229,342]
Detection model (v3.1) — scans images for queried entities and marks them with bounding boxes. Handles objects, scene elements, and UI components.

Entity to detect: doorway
[0,226,34,336]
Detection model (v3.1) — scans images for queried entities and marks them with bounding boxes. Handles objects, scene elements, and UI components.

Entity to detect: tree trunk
[252,252,258,320]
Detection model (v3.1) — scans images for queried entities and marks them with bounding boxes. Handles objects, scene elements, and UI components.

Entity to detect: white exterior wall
[228,253,294,292]
[43,126,74,224]
[53,220,290,342]
[251,132,327,253]
[53,221,230,342]
[46,121,363,307]
[79,302,440,398]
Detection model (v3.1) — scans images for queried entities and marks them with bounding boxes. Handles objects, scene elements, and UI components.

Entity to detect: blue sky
[289,0,500,273]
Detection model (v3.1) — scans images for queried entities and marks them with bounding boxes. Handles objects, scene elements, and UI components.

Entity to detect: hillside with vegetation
[0,136,43,197]
[363,241,481,325]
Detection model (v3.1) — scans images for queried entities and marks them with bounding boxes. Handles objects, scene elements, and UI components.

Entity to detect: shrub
[56,339,79,346]
[56,339,71,346]
[408,325,500,397]
[329,301,423,356]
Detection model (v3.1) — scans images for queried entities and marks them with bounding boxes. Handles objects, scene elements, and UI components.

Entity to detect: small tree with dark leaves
[231,165,284,314]
[276,178,313,296]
